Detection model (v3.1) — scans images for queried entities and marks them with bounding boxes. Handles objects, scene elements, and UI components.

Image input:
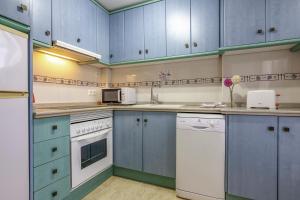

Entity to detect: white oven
[70,111,113,189]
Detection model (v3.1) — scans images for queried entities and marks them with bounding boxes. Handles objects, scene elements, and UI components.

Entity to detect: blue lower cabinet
[114,111,176,178]
[142,112,176,178]
[34,156,70,191]
[278,117,300,200]
[227,115,277,200]
[34,176,70,200]
[0,0,30,25]
[113,111,143,171]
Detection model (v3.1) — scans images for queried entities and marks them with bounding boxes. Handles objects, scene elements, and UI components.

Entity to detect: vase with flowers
[224,75,241,108]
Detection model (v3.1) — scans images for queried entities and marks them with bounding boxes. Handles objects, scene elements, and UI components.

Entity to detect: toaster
[247,90,276,109]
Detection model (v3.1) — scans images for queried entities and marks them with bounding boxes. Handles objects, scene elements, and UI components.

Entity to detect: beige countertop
[33,103,300,118]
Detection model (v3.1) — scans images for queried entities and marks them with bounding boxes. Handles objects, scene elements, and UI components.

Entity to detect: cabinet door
[166,0,191,56]
[96,7,109,64]
[124,7,144,61]
[227,115,277,200]
[144,1,166,59]
[223,0,266,47]
[266,0,300,42]
[278,117,300,200]
[113,111,143,171]
[0,0,30,25]
[143,112,176,178]
[78,0,97,52]
[52,0,79,46]
[191,0,219,53]
[32,0,52,45]
[109,12,125,63]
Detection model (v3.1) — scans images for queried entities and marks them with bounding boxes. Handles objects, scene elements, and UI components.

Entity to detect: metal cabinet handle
[52,169,58,174]
[45,30,51,36]
[268,126,275,132]
[139,50,143,55]
[136,118,140,122]
[52,125,58,130]
[52,147,58,153]
[257,29,264,34]
[144,119,148,123]
[145,49,149,54]
[77,38,81,43]
[110,54,113,59]
[17,4,28,13]
[269,27,277,32]
[282,127,290,133]
[185,43,189,48]
[52,191,58,197]
[193,42,198,47]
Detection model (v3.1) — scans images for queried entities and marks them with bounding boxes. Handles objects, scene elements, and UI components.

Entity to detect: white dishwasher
[176,113,225,200]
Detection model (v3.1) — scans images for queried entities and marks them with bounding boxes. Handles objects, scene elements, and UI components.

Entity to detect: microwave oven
[102,87,137,104]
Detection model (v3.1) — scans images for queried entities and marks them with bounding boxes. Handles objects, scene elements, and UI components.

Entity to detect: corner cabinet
[96,6,110,64]
[0,0,30,25]
[227,115,300,200]
[113,111,176,178]
[32,0,52,45]
[109,12,125,64]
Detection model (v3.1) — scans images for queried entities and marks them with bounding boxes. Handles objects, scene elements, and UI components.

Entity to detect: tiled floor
[83,176,183,200]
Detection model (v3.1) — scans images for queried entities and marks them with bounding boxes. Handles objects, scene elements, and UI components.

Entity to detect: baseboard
[113,166,176,189]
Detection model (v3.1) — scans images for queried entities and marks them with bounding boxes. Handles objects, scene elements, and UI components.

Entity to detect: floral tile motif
[34,73,300,89]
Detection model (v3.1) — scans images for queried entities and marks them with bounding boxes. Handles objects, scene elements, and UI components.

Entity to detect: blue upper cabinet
[191,0,219,53]
[227,115,277,200]
[222,0,266,47]
[266,0,300,42]
[0,0,30,25]
[113,111,143,171]
[52,0,79,46]
[278,117,300,200]
[166,0,191,56]
[78,0,97,52]
[96,7,110,64]
[142,112,176,178]
[124,7,145,61]
[32,0,52,45]
[109,12,125,63]
[144,1,166,59]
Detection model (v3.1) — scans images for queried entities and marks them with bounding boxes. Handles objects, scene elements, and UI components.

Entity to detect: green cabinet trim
[226,193,250,200]
[113,166,176,189]
[33,39,52,49]
[0,16,30,33]
[65,167,113,200]
[109,0,161,14]
[290,43,300,52]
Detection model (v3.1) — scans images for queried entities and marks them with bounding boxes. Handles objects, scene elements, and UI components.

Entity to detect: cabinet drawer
[34,136,70,167]
[34,176,70,200]
[34,156,70,191]
[34,116,70,143]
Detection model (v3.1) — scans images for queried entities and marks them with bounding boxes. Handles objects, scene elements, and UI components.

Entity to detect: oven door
[102,89,121,103]
[71,128,113,189]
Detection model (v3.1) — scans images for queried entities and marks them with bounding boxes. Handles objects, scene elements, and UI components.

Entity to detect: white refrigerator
[0,25,29,200]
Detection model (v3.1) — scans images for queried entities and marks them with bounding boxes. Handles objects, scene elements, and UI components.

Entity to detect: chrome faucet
[150,70,171,104]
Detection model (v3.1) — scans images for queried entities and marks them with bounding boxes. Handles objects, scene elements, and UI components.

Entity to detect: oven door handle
[72,128,111,143]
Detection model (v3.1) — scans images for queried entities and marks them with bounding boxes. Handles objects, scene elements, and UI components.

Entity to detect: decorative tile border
[34,73,300,88]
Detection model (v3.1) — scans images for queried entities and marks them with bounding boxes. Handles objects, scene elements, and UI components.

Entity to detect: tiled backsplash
[33,49,300,104]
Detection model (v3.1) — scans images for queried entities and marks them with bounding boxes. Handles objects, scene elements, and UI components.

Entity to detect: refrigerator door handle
[0,91,28,99]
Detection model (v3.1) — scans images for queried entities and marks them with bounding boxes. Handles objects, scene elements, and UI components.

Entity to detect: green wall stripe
[109,0,161,14]
[65,167,113,200]
[0,16,30,33]
[90,0,110,14]
[113,166,176,189]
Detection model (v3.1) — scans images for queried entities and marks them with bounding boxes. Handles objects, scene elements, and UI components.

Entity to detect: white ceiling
[97,0,149,11]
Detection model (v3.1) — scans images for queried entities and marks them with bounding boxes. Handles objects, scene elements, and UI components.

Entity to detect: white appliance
[0,25,29,199]
[70,111,113,189]
[102,87,137,104]
[247,90,276,109]
[176,113,225,200]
